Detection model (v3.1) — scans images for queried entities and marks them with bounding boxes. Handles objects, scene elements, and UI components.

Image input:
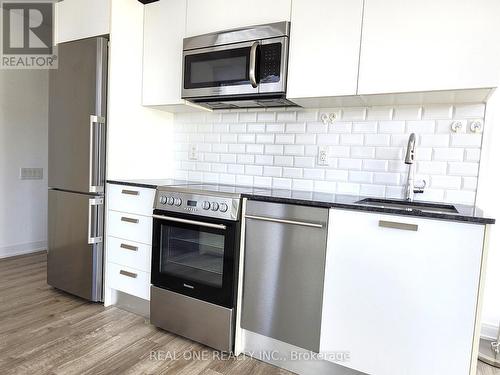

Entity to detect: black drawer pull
[121,217,139,224]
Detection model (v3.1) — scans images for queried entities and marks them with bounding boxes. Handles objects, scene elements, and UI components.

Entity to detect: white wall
[106,0,175,180]
[0,70,49,258]
[477,90,500,338]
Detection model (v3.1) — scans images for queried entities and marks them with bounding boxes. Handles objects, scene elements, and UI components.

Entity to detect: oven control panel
[154,191,240,221]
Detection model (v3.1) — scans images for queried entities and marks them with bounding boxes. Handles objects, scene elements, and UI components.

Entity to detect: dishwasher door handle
[245,215,324,228]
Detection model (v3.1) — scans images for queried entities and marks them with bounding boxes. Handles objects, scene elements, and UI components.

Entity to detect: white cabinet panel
[185,0,291,37]
[107,184,155,216]
[55,0,111,44]
[358,0,500,94]
[107,236,151,273]
[321,209,485,375]
[287,0,363,99]
[107,210,153,245]
[142,0,187,106]
[107,262,150,301]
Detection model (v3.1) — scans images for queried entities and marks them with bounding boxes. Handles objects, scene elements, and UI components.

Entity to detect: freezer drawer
[47,189,104,302]
[241,201,329,352]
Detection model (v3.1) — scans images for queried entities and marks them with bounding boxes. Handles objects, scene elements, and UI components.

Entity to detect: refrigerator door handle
[89,115,106,193]
[88,197,104,244]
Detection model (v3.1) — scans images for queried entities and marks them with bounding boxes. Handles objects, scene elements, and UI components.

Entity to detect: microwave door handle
[249,41,259,88]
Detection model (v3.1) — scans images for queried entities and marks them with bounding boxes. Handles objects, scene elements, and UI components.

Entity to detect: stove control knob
[202,201,211,210]
[174,198,182,207]
[219,203,228,213]
[211,202,219,211]
[167,197,175,205]
[159,196,167,205]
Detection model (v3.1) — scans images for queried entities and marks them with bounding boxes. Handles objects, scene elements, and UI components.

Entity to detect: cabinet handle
[120,243,138,252]
[121,216,139,224]
[120,270,137,279]
[121,189,139,196]
[379,220,418,232]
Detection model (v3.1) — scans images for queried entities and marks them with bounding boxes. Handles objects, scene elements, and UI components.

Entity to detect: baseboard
[482,322,499,341]
[0,240,47,259]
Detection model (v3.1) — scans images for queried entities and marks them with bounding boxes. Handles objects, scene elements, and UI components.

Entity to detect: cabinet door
[55,0,111,44]
[358,0,500,95]
[185,0,291,37]
[287,0,363,99]
[142,0,186,106]
[321,210,485,375]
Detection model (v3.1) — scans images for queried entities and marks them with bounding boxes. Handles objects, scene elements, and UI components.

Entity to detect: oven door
[182,37,287,99]
[151,211,239,308]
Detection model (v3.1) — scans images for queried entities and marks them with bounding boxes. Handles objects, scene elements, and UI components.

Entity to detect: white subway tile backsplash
[266,123,285,133]
[379,121,405,134]
[286,123,307,133]
[274,156,294,167]
[294,157,315,168]
[454,103,486,119]
[342,108,366,121]
[275,134,296,144]
[433,148,464,161]
[283,167,303,179]
[366,107,394,120]
[340,134,364,145]
[407,120,435,134]
[451,134,483,147]
[365,134,391,146]
[448,162,479,177]
[263,166,282,177]
[284,145,305,156]
[173,104,484,204]
[422,105,453,120]
[393,106,422,120]
[353,121,378,133]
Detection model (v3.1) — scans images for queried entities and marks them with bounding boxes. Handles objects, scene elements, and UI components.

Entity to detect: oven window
[184,47,250,89]
[159,224,225,287]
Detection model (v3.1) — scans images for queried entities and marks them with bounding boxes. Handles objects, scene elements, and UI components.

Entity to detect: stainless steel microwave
[181,22,296,110]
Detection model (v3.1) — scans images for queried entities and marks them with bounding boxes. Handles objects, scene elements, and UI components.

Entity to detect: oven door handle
[152,214,227,230]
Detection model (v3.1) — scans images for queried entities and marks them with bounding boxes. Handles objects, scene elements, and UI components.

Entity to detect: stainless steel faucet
[404,133,426,201]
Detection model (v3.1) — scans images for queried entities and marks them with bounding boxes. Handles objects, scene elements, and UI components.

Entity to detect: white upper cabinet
[185,0,291,37]
[142,0,187,107]
[55,0,111,44]
[287,0,364,100]
[358,0,500,95]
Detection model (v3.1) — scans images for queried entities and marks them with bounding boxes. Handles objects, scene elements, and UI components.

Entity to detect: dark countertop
[242,189,495,225]
[107,179,185,189]
[107,179,495,225]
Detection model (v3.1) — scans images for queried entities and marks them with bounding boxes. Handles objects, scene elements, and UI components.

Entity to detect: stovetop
[154,182,269,221]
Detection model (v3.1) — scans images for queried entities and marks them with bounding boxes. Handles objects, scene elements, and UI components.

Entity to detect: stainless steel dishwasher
[241,200,329,352]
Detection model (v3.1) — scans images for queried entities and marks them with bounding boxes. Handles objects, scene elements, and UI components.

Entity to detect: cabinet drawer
[107,236,151,273]
[107,184,155,216]
[107,262,150,301]
[107,211,152,245]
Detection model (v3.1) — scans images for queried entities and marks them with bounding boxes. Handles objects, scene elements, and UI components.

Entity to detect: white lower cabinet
[105,183,155,304]
[321,209,486,375]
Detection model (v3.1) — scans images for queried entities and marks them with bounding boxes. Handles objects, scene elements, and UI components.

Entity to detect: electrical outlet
[317,146,329,166]
[188,144,198,161]
[20,168,43,180]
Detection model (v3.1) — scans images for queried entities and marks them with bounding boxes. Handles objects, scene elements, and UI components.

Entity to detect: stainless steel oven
[150,183,247,352]
[181,22,296,109]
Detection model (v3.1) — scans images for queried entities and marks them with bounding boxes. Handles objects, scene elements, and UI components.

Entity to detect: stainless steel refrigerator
[47,37,108,302]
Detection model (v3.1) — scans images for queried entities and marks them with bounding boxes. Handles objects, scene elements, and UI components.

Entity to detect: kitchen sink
[356,198,459,214]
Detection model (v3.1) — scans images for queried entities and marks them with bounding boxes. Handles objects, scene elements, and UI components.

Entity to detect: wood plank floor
[0,252,498,375]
